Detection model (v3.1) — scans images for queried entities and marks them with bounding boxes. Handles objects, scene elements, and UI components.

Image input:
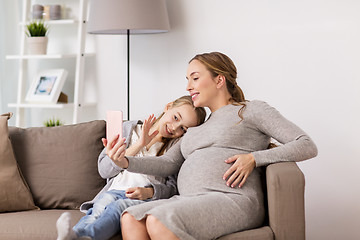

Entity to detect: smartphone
[106,110,123,144]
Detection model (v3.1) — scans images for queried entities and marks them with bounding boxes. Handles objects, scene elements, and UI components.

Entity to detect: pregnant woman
[104,52,318,240]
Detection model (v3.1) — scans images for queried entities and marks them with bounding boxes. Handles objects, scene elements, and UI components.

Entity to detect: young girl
[56,95,206,240]
[106,52,318,240]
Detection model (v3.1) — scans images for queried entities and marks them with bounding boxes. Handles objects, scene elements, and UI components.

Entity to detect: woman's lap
[124,192,264,240]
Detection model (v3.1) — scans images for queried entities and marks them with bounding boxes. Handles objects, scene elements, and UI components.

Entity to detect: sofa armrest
[266,162,305,240]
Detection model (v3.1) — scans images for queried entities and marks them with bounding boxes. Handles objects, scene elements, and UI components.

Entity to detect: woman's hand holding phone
[102,135,129,169]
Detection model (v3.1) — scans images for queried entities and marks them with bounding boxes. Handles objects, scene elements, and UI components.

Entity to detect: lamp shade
[87,0,170,34]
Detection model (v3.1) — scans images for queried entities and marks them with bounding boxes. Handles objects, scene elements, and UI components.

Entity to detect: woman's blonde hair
[190,52,277,149]
[190,52,246,118]
[156,95,206,155]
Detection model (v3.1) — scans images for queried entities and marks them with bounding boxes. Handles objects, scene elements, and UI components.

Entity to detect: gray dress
[125,100,318,240]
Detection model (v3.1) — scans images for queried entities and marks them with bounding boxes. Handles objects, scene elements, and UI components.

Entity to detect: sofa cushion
[0,210,122,240]
[9,120,107,209]
[0,113,37,212]
[0,209,83,240]
[217,226,274,240]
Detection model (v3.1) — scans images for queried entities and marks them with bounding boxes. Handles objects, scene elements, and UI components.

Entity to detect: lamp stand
[87,0,170,121]
[127,29,130,121]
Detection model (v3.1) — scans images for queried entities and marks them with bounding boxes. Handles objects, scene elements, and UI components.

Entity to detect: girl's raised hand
[101,135,128,168]
[139,114,159,147]
[222,153,256,188]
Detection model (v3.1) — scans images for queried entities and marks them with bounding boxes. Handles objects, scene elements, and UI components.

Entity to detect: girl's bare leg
[146,215,179,240]
[121,212,150,240]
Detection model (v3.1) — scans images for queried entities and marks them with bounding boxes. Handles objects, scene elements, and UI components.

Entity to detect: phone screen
[106,110,123,143]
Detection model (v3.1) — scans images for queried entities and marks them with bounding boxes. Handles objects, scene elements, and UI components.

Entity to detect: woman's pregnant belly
[177,147,262,197]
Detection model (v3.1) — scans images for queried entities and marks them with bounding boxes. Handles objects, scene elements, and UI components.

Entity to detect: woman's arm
[125,175,178,200]
[249,100,318,167]
[223,100,318,188]
[150,174,178,199]
[126,139,184,177]
[106,136,184,177]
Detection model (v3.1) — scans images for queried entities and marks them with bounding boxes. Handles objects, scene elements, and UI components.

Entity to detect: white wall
[0,0,21,120]
[1,0,360,239]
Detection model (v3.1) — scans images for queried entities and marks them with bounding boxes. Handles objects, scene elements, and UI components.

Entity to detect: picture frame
[25,69,68,103]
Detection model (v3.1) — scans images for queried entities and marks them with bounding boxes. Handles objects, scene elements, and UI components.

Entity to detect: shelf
[8,102,96,109]
[6,53,95,60]
[7,54,76,59]
[8,103,74,109]
[20,19,78,26]
[9,0,92,127]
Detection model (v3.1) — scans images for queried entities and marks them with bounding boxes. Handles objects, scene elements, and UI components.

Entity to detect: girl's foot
[56,212,77,240]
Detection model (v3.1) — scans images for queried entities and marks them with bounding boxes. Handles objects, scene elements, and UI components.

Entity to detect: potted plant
[43,117,64,127]
[25,21,49,54]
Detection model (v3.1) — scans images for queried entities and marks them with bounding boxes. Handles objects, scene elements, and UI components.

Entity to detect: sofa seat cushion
[9,120,107,209]
[0,209,83,240]
[0,209,272,240]
[217,226,274,240]
[0,209,123,240]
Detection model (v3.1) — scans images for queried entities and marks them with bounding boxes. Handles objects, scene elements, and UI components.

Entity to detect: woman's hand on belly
[223,153,256,188]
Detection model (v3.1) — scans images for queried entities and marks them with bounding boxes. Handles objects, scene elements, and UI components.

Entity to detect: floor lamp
[87,0,170,120]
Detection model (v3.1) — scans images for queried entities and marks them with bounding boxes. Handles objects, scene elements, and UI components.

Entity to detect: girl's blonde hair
[156,95,206,155]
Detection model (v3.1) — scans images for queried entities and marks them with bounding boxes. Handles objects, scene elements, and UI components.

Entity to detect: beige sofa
[0,118,306,240]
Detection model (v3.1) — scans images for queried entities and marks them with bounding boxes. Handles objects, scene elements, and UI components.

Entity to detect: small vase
[26,36,48,55]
